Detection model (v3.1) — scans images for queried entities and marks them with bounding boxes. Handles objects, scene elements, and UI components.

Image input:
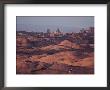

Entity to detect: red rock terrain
[16,39,94,74]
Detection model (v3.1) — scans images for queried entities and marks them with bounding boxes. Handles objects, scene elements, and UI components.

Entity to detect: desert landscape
[16,27,94,74]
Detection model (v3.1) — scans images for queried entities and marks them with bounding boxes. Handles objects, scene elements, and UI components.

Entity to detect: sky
[16,16,94,33]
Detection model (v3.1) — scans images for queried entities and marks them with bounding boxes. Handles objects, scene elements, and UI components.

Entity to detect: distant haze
[16,16,94,33]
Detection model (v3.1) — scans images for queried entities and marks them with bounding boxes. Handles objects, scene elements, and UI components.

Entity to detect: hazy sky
[16,16,94,33]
